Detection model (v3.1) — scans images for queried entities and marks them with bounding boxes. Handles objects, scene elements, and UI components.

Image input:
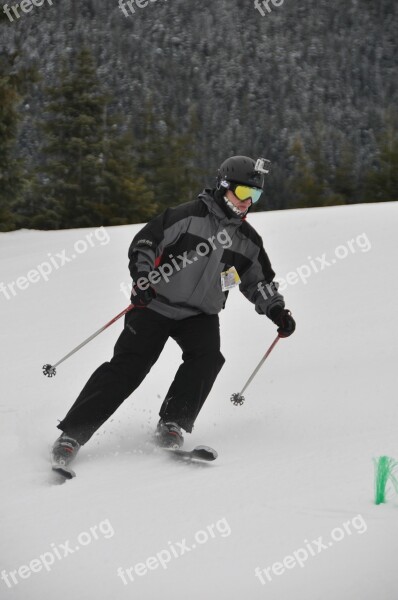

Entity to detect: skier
[51,156,296,468]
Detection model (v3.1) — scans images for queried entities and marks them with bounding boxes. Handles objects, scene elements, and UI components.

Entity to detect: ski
[50,445,217,479]
[51,463,76,479]
[162,445,218,462]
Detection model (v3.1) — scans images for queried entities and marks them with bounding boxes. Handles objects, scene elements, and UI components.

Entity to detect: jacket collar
[198,188,244,225]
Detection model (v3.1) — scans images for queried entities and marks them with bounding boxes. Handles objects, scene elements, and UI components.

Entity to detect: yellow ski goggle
[232,184,262,204]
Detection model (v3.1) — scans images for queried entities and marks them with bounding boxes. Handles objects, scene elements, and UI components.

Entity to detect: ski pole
[42,304,135,377]
[230,334,281,406]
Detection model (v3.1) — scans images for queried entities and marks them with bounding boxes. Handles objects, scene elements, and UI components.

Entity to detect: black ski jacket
[128,189,285,320]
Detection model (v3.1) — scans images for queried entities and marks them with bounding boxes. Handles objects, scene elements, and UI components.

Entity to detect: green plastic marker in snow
[374,456,398,505]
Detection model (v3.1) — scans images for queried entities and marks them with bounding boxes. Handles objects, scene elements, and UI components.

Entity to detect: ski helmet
[216,156,271,190]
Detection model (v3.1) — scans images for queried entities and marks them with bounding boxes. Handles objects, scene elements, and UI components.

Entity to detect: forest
[0,0,397,230]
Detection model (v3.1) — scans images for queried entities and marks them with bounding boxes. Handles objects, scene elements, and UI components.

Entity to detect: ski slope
[1,201,397,600]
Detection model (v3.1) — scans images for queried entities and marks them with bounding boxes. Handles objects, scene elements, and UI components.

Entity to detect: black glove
[269,305,296,338]
[131,273,157,307]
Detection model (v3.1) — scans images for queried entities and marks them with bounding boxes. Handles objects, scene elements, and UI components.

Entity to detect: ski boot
[51,433,80,467]
[155,420,184,449]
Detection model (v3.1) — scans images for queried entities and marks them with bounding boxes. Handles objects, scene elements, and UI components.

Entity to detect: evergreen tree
[331,142,357,204]
[95,117,157,225]
[0,43,24,231]
[288,135,324,208]
[155,122,203,209]
[136,106,204,211]
[33,48,108,229]
[364,112,398,202]
[32,48,156,229]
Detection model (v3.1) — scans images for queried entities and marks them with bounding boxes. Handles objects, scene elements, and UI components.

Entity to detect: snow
[1,201,397,600]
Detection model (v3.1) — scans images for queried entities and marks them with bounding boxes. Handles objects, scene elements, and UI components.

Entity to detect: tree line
[0,45,202,230]
[0,0,397,231]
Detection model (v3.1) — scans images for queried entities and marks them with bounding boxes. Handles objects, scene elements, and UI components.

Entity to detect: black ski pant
[57,308,225,445]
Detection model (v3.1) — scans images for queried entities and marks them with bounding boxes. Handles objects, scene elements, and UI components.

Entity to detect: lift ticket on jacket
[220,267,241,291]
